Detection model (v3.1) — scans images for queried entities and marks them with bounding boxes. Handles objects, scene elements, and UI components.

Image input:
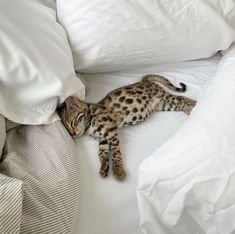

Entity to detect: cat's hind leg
[182,97,197,115]
[156,94,196,115]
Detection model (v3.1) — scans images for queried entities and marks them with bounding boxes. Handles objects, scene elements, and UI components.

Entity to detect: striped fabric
[0,116,23,234]
[0,120,80,234]
[0,171,23,233]
[0,114,6,158]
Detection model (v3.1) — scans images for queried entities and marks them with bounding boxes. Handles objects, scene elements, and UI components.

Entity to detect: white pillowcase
[57,0,235,73]
[0,0,85,125]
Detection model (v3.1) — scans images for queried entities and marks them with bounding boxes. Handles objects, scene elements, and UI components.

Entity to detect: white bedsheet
[137,46,235,234]
[72,55,220,234]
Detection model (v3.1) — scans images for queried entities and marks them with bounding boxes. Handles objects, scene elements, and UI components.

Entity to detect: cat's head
[58,96,90,136]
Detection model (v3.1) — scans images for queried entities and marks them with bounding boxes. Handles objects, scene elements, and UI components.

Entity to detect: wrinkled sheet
[137,45,235,234]
[72,55,220,234]
[0,120,80,234]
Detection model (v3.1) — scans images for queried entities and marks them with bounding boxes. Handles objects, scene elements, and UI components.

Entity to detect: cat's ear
[65,96,82,110]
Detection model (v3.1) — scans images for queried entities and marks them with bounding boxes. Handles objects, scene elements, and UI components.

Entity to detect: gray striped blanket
[0,116,80,234]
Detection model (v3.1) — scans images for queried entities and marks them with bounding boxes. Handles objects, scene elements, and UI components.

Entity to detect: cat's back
[99,81,151,107]
[98,80,160,127]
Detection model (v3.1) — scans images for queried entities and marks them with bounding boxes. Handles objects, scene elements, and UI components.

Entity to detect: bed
[72,55,221,234]
[0,0,235,234]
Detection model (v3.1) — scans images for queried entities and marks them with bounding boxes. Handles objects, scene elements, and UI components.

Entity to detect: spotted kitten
[58,75,196,181]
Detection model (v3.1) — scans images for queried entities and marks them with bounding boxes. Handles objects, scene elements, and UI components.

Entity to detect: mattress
[72,55,220,234]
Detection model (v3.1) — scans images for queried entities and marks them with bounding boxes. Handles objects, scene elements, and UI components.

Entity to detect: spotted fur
[58,74,196,181]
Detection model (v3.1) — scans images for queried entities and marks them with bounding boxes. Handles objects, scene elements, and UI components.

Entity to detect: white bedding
[2,1,235,234]
[57,0,235,73]
[0,0,84,125]
[72,55,220,234]
[137,45,235,234]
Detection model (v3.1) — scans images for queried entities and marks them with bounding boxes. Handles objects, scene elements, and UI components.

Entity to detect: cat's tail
[142,74,186,93]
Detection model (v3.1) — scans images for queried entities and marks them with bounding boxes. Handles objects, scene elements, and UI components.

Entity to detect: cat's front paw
[112,162,126,181]
[99,162,109,178]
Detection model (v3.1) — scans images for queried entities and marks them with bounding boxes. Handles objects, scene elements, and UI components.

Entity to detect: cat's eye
[78,115,84,121]
[77,113,84,122]
[71,113,84,128]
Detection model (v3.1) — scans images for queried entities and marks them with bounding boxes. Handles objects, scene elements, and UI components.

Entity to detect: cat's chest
[85,117,113,141]
[86,124,103,139]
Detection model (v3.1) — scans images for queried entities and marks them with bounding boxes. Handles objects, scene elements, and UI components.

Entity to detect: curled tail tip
[179,82,186,92]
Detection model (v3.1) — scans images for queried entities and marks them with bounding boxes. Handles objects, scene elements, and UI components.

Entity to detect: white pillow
[0,0,85,125]
[57,0,235,73]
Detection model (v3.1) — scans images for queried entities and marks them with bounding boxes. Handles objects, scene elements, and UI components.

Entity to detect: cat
[58,74,196,181]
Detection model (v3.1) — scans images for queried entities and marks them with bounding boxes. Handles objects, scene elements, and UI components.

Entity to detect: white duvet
[137,45,235,234]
